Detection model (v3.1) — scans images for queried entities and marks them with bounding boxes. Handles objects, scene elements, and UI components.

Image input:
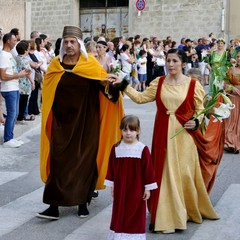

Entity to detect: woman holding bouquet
[95,40,125,190]
[117,48,219,233]
[224,50,240,154]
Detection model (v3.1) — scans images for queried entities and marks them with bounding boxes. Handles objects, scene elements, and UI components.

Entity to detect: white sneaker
[3,139,21,148]
[13,139,24,145]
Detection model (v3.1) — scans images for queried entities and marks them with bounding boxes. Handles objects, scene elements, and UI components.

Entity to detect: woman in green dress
[206,38,231,95]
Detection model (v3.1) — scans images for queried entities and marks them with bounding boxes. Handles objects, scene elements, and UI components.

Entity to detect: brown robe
[43,63,101,206]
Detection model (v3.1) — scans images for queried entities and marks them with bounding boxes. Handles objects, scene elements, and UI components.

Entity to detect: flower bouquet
[171,49,234,139]
[171,78,235,139]
[110,60,127,80]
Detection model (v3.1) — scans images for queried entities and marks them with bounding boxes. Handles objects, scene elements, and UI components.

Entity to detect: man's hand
[107,74,122,85]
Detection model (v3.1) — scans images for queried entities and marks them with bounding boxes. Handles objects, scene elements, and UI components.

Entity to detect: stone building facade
[0,0,239,44]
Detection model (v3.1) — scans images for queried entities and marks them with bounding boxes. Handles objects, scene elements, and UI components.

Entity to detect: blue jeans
[1,91,19,142]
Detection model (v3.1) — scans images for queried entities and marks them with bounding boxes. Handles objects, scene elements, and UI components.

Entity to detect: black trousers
[17,94,29,121]
[28,82,40,115]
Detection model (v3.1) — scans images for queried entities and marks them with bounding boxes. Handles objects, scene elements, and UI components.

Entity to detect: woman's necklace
[164,75,188,85]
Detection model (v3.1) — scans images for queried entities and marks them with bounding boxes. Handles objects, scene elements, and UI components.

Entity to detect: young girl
[104,115,157,240]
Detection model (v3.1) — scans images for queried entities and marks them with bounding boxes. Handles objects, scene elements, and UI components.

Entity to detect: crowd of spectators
[0,27,240,148]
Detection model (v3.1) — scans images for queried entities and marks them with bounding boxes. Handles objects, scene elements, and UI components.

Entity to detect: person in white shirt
[120,44,135,85]
[0,32,29,148]
[10,28,21,59]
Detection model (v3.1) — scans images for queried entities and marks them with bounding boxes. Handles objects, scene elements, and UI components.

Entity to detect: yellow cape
[96,92,124,189]
[40,54,124,185]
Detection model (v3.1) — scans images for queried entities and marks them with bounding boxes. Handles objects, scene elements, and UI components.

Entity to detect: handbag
[35,70,43,84]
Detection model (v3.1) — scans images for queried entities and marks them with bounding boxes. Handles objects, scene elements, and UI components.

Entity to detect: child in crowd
[105,115,157,240]
[137,49,147,91]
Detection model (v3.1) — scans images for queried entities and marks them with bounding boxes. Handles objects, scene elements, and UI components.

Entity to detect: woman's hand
[184,120,197,130]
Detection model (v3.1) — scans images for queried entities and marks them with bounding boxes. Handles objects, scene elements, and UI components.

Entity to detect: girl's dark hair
[39,34,47,41]
[35,37,42,51]
[115,115,141,146]
[166,48,187,63]
[120,115,140,141]
[16,40,29,55]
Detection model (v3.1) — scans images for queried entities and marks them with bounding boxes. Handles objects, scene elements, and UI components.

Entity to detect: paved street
[0,98,240,240]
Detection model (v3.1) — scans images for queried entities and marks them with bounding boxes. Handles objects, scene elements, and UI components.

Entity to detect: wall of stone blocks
[129,0,224,43]
[0,0,79,42]
[0,1,25,37]
[30,0,78,41]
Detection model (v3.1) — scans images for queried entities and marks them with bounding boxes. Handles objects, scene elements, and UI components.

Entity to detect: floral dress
[15,55,32,95]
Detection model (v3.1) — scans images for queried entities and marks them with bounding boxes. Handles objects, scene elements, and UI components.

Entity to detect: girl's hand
[184,120,196,130]
[143,190,150,201]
